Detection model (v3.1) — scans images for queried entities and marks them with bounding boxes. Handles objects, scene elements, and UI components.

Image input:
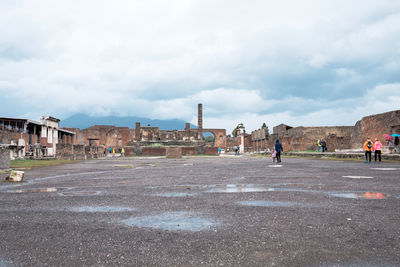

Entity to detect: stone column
[198,103,203,140]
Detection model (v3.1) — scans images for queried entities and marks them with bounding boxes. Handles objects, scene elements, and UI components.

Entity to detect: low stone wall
[205,147,219,155]
[56,144,104,160]
[141,147,166,156]
[277,151,400,161]
[166,147,182,158]
[0,146,10,169]
[181,147,198,156]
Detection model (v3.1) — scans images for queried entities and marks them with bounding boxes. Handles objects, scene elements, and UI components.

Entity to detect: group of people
[103,147,125,157]
[363,136,400,163]
[363,137,383,163]
[317,140,327,152]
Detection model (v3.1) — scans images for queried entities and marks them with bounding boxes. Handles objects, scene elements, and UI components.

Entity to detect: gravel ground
[0,156,399,267]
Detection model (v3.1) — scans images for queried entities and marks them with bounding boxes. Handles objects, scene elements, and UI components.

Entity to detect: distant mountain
[60,113,196,130]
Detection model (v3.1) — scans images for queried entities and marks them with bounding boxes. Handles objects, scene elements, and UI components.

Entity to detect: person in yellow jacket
[363,137,375,163]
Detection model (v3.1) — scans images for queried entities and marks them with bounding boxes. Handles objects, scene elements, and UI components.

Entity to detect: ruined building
[0,116,75,159]
[1,104,227,159]
[250,109,400,152]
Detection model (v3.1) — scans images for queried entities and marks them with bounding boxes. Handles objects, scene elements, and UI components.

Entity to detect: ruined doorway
[202,132,215,147]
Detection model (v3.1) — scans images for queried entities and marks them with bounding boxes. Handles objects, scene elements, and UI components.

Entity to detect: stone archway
[106,129,122,148]
[201,129,226,149]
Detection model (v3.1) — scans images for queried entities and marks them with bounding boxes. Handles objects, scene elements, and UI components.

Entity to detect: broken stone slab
[7,170,25,182]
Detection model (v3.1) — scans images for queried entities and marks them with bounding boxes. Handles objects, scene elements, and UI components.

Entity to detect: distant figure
[218,147,222,154]
[317,140,322,152]
[121,147,125,157]
[103,147,106,157]
[363,137,375,163]
[108,147,112,154]
[275,140,283,163]
[374,138,383,162]
[112,147,116,157]
[395,136,399,153]
[320,140,327,152]
[271,148,277,163]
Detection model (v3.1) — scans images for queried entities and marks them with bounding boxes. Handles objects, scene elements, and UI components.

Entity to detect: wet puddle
[329,192,389,199]
[7,187,61,193]
[238,201,317,208]
[207,184,273,193]
[370,168,399,171]
[342,176,373,179]
[268,165,282,168]
[121,211,217,231]
[59,191,101,196]
[70,206,136,212]
[155,192,195,197]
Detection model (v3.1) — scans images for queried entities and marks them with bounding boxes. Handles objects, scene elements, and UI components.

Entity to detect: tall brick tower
[198,103,203,139]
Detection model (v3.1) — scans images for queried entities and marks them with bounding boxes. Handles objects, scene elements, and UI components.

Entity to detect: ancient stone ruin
[250,109,400,153]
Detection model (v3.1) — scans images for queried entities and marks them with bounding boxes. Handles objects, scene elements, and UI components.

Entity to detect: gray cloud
[1,0,400,132]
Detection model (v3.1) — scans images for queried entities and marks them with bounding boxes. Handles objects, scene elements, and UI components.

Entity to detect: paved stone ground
[0,156,399,266]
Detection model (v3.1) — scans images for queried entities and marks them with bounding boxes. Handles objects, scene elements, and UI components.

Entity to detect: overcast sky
[1,0,399,132]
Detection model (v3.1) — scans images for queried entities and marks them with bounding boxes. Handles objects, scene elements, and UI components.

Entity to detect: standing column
[198,103,203,139]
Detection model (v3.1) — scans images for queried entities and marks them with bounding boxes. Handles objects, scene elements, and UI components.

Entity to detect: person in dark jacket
[395,136,399,153]
[275,140,283,163]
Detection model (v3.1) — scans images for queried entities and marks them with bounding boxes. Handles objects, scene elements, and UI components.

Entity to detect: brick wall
[181,147,198,155]
[205,147,218,155]
[141,147,166,156]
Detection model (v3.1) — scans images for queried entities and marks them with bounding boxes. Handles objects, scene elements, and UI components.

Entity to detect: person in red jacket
[374,138,383,162]
[363,137,375,163]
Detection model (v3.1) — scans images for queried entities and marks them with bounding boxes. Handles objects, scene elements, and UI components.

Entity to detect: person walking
[317,140,322,152]
[374,138,383,163]
[121,147,125,157]
[275,140,283,163]
[395,136,399,153]
[271,148,277,163]
[321,140,327,152]
[363,137,375,163]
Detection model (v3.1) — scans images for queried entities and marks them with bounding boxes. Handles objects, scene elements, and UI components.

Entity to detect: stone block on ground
[8,170,24,182]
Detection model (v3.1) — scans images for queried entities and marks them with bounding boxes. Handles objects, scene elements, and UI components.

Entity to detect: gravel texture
[0,156,399,266]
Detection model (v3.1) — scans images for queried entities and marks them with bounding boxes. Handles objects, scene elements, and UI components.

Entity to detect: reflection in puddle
[207,184,273,193]
[329,192,389,199]
[122,211,217,231]
[239,201,316,208]
[7,187,59,193]
[59,191,101,196]
[156,192,195,197]
[70,206,136,212]
[342,175,373,179]
[268,165,282,168]
[370,168,399,171]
